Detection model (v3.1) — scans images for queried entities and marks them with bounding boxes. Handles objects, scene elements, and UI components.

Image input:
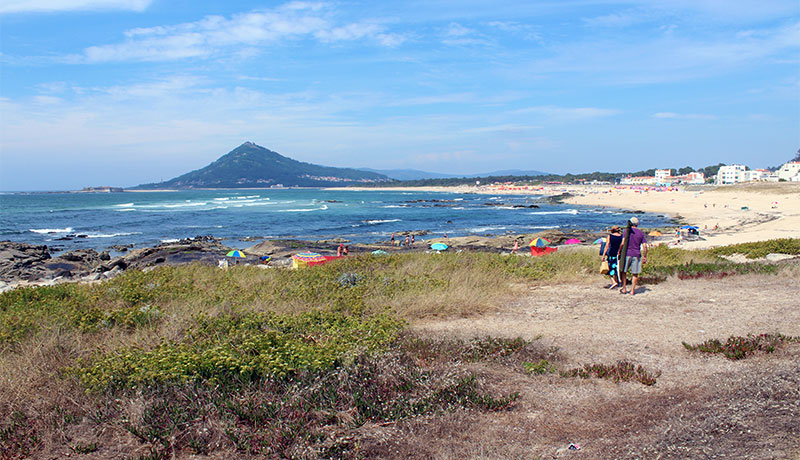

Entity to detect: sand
[341,182,800,249]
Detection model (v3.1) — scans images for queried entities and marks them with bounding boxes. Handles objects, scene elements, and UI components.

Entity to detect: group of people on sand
[600,216,648,296]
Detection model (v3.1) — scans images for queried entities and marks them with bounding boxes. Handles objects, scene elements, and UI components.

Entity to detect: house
[715,165,746,185]
[777,162,800,182]
[743,169,770,182]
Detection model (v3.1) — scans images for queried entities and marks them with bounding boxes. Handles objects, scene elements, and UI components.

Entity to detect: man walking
[620,217,647,296]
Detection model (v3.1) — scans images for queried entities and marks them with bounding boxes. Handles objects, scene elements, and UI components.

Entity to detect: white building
[655,169,671,181]
[716,164,746,185]
[683,171,706,184]
[743,169,770,182]
[778,162,800,182]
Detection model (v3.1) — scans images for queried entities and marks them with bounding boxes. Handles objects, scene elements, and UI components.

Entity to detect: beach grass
[1,239,797,458]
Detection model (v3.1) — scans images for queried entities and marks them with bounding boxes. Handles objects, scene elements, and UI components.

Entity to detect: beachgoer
[443,233,448,238]
[601,226,623,289]
[620,217,647,296]
[391,233,395,244]
[343,245,349,256]
[512,240,519,254]
[337,243,343,257]
[411,235,415,245]
[405,235,410,247]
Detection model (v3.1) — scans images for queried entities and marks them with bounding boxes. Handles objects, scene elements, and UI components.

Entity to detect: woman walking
[601,226,623,289]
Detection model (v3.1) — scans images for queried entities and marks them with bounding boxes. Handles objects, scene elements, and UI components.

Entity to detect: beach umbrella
[430,243,448,251]
[648,231,663,236]
[593,238,604,244]
[226,250,246,258]
[564,238,581,244]
[292,252,327,269]
[371,250,388,255]
[292,252,326,263]
[680,225,698,230]
[260,255,271,262]
[529,237,551,247]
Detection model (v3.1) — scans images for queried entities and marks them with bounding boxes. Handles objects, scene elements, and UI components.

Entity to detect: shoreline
[339,183,800,249]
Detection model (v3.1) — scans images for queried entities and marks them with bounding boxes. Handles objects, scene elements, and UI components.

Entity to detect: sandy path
[414,274,800,383]
[398,273,800,459]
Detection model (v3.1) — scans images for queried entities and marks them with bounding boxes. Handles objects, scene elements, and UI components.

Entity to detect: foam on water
[30,227,73,234]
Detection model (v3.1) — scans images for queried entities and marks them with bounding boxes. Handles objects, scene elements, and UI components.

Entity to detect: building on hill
[778,162,800,182]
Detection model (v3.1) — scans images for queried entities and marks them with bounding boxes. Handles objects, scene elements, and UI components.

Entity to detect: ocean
[0,189,672,253]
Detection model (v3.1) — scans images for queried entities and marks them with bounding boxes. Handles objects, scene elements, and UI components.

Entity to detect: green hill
[135,142,392,189]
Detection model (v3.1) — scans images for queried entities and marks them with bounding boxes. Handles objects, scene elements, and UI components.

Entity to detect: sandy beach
[341,183,800,249]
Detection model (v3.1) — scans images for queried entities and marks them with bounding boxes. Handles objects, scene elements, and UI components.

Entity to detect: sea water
[0,189,671,253]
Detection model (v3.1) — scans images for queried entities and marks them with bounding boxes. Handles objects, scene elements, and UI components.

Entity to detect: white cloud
[514,106,620,120]
[78,3,404,63]
[0,0,151,14]
[652,112,717,120]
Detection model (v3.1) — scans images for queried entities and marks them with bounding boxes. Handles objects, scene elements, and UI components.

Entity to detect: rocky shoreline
[0,228,614,291]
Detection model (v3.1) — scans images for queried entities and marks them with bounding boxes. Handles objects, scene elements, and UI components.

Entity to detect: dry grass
[1,246,798,459]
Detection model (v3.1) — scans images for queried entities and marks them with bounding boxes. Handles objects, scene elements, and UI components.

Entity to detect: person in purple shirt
[620,216,648,296]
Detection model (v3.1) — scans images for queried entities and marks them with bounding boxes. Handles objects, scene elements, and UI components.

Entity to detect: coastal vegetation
[1,239,798,458]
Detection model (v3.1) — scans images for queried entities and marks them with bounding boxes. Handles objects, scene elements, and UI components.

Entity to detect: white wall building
[778,162,800,182]
[743,169,770,182]
[655,169,671,181]
[716,164,746,185]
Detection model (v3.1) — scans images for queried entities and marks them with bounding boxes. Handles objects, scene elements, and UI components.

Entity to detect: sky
[1,0,798,191]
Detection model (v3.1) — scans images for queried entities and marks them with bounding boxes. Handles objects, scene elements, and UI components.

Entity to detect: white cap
[630,217,639,225]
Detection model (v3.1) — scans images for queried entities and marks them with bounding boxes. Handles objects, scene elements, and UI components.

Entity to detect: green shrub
[523,359,558,375]
[682,333,799,360]
[707,238,800,259]
[73,311,404,391]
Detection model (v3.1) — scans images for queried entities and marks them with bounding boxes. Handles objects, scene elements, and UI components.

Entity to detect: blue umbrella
[430,243,448,251]
[681,225,698,230]
[226,250,246,258]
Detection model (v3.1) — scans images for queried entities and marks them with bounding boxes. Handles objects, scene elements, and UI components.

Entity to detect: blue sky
[1,0,798,190]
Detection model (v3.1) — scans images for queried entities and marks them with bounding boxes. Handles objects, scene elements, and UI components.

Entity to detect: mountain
[135,142,392,189]
[360,168,550,181]
[479,169,549,177]
[357,168,456,181]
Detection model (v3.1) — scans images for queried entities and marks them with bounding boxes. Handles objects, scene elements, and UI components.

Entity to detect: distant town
[617,160,800,186]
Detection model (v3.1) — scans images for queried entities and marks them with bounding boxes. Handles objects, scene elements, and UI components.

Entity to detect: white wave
[115,202,134,207]
[213,197,229,201]
[365,219,401,225]
[30,227,72,234]
[235,195,260,200]
[86,231,142,238]
[160,238,180,243]
[530,209,579,215]
[277,205,328,213]
[453,198,464,201]
[163,202,207,208]
[115,208,136,212]
[470,226,507,232]
[381,205,407,208]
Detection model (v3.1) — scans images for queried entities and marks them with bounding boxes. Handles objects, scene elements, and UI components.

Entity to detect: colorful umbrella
[648,230,663,236]
[226,250,246,258]
[529,237,551,247]
[430,243,448,251]
[593,238,604,244]
[292,252,326,263]
[564,238,581,244]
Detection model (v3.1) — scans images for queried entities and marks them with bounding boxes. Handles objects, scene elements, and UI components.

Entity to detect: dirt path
[380,273,800,459]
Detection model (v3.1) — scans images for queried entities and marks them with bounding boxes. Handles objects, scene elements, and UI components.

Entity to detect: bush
[561,361,660,386]
[707,238,800,259]
[682,333,799,360]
